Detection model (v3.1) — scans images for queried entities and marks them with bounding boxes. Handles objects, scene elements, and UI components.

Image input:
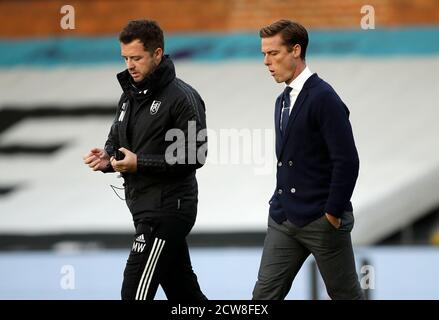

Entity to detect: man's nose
[263,56,270,66]
[126,59,134,69]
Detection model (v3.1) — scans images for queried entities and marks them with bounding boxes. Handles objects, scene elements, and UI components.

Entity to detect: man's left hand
[110,147,137,173]
[325,213,341,229]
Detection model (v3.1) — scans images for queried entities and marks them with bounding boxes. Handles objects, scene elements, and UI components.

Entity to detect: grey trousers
[253,212,364,300]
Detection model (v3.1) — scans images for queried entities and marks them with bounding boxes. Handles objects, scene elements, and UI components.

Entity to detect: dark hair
[119,19,164,54]
[259,19,308,60]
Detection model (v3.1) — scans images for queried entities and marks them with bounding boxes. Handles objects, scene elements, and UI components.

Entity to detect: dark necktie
[281,86,293,134]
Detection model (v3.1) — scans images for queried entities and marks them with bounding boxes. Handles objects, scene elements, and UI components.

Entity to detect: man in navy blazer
[253,20,364,300]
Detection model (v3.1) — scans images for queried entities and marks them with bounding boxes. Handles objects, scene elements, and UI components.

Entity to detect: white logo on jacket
[132,234,147,253]
[150,100,161,115]
[118,102,128,121]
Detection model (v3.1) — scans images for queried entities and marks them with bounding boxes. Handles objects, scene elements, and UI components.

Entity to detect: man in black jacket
[83,20,207,300]
[253,20,364,300]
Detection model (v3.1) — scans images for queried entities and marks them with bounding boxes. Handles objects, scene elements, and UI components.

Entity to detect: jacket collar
[116,54,176,95]
[301,73,321,90]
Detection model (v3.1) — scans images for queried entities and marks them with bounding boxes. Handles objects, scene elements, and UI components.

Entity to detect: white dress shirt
[284,66,313,116]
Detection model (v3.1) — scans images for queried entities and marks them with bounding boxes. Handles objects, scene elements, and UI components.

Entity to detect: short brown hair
[259,19,308,60]
[119,19,164,54]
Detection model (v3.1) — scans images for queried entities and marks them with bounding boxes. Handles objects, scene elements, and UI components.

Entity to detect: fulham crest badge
[150,100,161,115]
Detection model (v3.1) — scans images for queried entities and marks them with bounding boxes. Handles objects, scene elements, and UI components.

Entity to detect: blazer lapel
[279,88,309,158]
[274,96,283,159]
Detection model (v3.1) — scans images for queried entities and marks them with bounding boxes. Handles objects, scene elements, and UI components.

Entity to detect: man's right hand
[83,148,110,171]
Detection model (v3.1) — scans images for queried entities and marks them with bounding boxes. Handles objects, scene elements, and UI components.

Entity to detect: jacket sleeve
[315,90,359,218]
[137,94,207,175]
[101,94,125,173]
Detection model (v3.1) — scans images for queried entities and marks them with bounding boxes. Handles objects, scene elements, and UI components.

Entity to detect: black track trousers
[121,216,207,300]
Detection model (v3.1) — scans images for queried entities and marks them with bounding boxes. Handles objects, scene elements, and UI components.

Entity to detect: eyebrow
[121,55,142,58]
[262,50,280,54]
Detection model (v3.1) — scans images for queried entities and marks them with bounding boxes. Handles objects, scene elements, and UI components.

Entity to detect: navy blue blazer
[269,73,359,227]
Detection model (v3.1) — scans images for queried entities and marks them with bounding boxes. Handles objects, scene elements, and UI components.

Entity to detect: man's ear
[292,44,301,59]
[154,47,163,62]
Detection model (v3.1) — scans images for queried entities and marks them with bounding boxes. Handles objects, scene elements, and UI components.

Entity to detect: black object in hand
[114,149,125,161]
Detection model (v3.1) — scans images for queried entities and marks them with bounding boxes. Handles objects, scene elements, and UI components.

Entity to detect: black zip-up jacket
[104,55,207,223]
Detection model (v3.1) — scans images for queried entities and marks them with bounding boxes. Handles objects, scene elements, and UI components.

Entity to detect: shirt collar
[287,66,313,92]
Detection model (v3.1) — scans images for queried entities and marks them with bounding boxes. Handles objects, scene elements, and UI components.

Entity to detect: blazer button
[278,161,282,167]
[288,161,293,166]
[278,189,283,195]
[290,188,296,194]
